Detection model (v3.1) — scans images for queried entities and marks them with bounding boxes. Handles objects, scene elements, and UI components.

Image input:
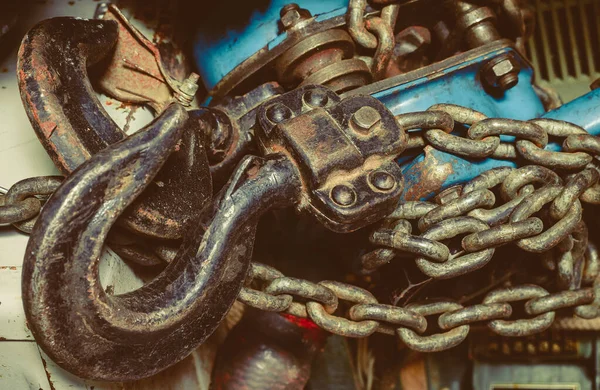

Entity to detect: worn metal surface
[7,1,600,387]
[22,102,302,380]
[97,5,181,111]
[239,262,596,353]
[276,28,372,93]
[17,16,212,239]
[192,0,348,94]
[256,84,406,232]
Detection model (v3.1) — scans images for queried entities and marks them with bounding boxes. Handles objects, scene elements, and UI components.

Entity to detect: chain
[239,262,598,352]
[362,105,600,285]
[0,176,62,233]
[347,0,396,80]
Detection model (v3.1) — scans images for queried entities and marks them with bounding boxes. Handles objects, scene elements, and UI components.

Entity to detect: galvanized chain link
[239,262,598,352]
[400,104,600,172]
[347,0,396,80]
[366,165,593,280]
[0,176,62,233]
[364,104,600,282]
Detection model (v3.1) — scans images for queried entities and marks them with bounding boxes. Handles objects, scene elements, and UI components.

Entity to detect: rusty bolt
[351,106,381,133]
[175,73,200,106]
[369,171,395,192]
[481,54,520,91]
[280,3,311,30]
[331,185,356,207]
[266,104,293,124]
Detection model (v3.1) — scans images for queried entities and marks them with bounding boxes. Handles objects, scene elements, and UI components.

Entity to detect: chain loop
[265,277,339,318]
[364,17,394,80]
[349,303,427,335]
[238,263,597,352]
[483,285,555,337]
[0,176,62,233]
[418,189,495,231]
[306,281,379,337]
[347,0,378,49]
[525,288,594,316]
[438,303,512,330]
[416,216,494,279]
[510,185,582,253]
[396,301,470,352]
[238,263,293,312]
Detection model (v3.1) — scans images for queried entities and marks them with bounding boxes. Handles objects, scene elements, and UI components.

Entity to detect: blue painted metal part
[386,51,600,200]
[374,47,544,121]
[543,87,600,137]
[193,0,347,91]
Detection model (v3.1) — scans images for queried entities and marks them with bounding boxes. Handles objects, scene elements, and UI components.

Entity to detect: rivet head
[266,104,293,124]
[351,106,381,133]
[369,171,395,192]
[303,89,329,107]
[331,185,356,206]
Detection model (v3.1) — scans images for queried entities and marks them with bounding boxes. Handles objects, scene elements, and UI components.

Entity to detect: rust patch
[98,5,177,112]
[40,356,57,390]
[403,146,454,201]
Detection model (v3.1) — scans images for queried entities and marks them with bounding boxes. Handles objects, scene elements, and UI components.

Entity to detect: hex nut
[351,106,381,133]
[280,3,311,30]
[481,55,521,90]
[281,9,302,29]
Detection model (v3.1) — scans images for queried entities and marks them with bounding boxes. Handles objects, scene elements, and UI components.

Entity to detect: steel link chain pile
[240,103,600,353]
[2,0,599,357]
[0,176,62,233]
[239,263,597,352]
[4,100,600,353]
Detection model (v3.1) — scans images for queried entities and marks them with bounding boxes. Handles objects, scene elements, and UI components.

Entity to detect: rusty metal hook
[18,17,211,240]
[22,102,302,381]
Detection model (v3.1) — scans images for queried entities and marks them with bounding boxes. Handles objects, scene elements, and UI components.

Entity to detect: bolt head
[351,106,381,133]
[266,104,293,124]
[482,56,520,90]
[281,8,302,29]
[331,185,356,207]
[369,171,396,192]
[303,89,329,107]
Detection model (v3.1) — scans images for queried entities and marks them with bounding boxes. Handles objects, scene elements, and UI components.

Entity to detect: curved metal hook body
[18,17,211,239]
[22,103,301,381]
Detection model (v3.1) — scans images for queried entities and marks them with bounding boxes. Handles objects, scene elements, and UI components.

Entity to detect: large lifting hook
[22,102,302,380]
[21,21,406,379]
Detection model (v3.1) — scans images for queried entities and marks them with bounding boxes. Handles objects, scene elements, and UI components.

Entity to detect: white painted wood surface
[0,1,218,388]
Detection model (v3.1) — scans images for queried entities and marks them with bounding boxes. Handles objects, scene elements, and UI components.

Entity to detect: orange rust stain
[404,146,454,201]
[39,121,57,138]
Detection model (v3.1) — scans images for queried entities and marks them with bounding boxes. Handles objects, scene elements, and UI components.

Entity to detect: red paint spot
[281,314,320,330]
